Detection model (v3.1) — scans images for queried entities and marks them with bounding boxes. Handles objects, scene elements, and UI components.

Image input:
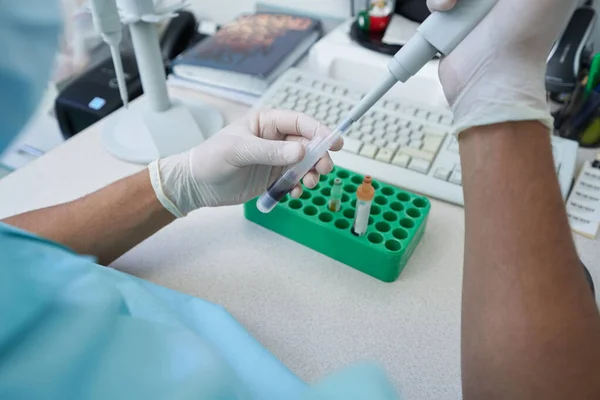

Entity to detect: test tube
[352,176,375,237]
[328,178,343,212]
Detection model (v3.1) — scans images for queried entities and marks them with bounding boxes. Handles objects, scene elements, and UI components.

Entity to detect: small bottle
[352,176,375,236]
[328,178,343,212]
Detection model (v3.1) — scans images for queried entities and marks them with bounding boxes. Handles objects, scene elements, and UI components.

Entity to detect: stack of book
[168,12,321,105]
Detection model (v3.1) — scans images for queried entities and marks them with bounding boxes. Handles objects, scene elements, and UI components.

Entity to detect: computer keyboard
[255,68,579,206]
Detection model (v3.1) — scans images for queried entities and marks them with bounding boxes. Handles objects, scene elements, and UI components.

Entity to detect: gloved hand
[427,0,578,135]
[148,109,342,217]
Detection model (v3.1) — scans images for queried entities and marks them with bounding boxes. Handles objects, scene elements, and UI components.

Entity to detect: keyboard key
[410,131,424,140]
[422,125,447,136]
[398,147,435,162]
[373,128,385,138]
[408,158,431,173]
[440,115,453,125]
[409,139,423,149]
[384,101,399,112]
[402,105,418,115]
[361,135,374,144]
[427,112,441,122]
[434,168,451,180]
[384,132,397,141]
[398,128,412,137]
[375,148,395,163]
[410,123,423,131]
[359,144,379,158]
[396,119,410,128]
[326,116,338,126]
[372,111,387,121]
[362,117,375,126]
[315,112,328,121]
[360,127,373,136]
[374,139,387,147]
[449,170,462,185]
[342,137,362,153]
[415,109,429,120]
[348,92,362,101]
[387,123,401,133]
[349,130,362,139]
[385,142,399,151]
[396,137,409,146]
[374,120,387,130]
[392,153,411,167]
[422,135,443,153]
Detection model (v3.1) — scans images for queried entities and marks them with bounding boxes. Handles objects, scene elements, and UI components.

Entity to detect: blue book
[172,13,321,96]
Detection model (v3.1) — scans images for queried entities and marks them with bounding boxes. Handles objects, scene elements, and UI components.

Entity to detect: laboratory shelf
[244,166,431,282]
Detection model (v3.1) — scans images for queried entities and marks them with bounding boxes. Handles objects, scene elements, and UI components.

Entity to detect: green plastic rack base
[244,166,431,282]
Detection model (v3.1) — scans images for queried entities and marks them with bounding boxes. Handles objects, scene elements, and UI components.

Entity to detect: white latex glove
[148,109,342,217]
[427,0,578,135]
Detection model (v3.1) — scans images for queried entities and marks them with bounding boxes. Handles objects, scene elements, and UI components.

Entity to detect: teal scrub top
[0,223,400,399]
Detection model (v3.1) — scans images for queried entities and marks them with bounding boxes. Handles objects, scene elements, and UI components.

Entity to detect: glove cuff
[148,152,200,218]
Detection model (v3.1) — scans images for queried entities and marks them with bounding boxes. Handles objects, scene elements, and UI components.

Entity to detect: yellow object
[581,118,600,147]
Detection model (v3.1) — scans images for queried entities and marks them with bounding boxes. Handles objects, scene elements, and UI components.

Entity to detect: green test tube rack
[244,166,431,282]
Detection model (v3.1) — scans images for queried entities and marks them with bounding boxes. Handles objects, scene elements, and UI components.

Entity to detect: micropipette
[90,0,129,108]
[256,0,498,213]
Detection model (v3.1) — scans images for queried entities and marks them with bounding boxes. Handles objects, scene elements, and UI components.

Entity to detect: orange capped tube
[352,176,375,236]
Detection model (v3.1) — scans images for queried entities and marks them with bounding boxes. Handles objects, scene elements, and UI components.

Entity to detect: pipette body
[90,0,130,108]
[257,0,497,213]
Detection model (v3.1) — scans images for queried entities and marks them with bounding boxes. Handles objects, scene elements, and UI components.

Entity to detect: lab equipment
[352,176,375,236]
[546,6,596,96]
[256,0,498,213]
[245,166,430,282]
[255,68,580,206]
[90,0,129,108]
[328,177,343,212]
[55,12,200,139]
[89,0,224,164]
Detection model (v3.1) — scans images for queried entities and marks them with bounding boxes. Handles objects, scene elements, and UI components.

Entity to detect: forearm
[2,170,175,265]
[459,121,600,399]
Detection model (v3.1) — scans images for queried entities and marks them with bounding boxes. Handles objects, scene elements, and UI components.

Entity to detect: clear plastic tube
[256,117,354,213]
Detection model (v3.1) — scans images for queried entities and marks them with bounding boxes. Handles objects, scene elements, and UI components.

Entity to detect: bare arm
[460,121,600,399]
[2,170,175,265]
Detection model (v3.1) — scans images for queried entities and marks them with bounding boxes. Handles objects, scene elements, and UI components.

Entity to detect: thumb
[232,137,305,167]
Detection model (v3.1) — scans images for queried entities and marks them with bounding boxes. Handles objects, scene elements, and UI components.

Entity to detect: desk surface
[1,87,599,400]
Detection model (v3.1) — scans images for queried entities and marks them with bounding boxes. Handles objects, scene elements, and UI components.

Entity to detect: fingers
[255,108,333,142]
[231,136,305,167]
[290,184,303,198]
[427,0,457,12]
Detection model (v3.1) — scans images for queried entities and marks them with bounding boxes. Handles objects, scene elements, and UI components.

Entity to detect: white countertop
[0,86,598,400]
